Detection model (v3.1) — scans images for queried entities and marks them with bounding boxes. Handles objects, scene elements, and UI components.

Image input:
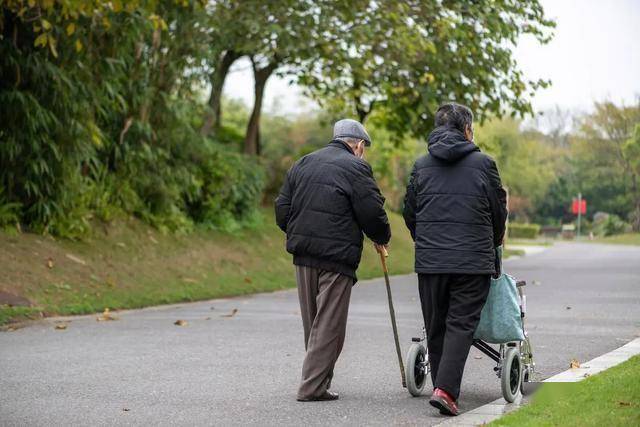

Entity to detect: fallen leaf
[174,319,188,326]
[244,277,252,284]
[116,242,126,248]
[96,308,118,321]
[55,324,67,330]
[46,258,54,269]
[570,359,580,369]
[65,253,87,265]
[220,308,238,318]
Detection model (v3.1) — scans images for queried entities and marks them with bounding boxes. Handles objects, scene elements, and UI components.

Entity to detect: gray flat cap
[333,119,371,146]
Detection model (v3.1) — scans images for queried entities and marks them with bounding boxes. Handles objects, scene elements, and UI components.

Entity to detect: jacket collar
[329,139,356,155]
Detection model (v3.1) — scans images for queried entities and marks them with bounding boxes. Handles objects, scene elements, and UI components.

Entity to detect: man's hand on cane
[374,242,389,256]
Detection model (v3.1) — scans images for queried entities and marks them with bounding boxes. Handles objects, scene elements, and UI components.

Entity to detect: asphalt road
[1,242,639,426]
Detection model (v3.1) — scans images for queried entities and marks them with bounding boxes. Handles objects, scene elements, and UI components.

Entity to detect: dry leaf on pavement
[569,359,580,368]
[96,308,117,321]
[220,308,238,318]
[174,319,188,326]
[54,323,67,330]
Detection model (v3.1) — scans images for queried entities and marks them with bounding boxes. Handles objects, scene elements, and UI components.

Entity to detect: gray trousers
[295,265,353,400]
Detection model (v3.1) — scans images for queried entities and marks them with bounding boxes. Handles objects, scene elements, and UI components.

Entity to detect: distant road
[1,242,639,426]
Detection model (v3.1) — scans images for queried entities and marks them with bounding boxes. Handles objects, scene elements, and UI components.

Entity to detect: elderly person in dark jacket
[275,119,391,402]
[403,103,508,416]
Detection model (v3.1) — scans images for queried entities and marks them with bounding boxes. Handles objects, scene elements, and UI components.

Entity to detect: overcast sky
[222,0,640,116]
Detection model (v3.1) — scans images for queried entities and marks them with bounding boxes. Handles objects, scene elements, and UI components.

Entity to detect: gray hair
[338,137,363,146]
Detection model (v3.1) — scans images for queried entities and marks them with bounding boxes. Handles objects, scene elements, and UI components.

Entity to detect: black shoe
[297,391,339,402]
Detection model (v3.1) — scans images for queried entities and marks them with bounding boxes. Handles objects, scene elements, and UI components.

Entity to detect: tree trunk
[244,58,278,155]
[356,105,369,124]
[201,50,241,136]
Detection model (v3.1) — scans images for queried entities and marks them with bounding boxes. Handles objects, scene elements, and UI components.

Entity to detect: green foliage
[301,0,554,137]
[508,223,540,239]
[0,188,21,230]
[476,118,561,222]
[592,214,631,237]
[0,1,264,238]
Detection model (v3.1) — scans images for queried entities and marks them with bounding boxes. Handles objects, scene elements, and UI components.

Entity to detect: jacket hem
[294,255,357,282]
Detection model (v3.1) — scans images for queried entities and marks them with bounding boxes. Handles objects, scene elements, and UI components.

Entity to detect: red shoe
[429,388,459,416]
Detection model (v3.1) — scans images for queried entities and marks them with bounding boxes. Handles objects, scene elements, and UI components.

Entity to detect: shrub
[508,223,540,239]
[188,147,265,232]
[592,214,631,237]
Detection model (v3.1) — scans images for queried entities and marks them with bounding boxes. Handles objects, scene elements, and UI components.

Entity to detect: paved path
[1,243,639,426]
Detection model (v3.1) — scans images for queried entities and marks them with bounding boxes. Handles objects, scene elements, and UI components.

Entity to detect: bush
[508,223,540,239]
[188,147,265,232]
[592,214,631,237]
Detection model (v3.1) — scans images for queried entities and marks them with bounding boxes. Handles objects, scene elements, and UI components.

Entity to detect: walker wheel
[405,343,428,397]
[501,347,522,403]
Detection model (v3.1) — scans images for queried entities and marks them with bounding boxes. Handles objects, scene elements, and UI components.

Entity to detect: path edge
[435,337,640,426]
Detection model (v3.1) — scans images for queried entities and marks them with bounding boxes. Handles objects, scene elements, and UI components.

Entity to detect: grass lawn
[1,209,417,325]
[506,239,554,247]
[594,233,640,245]
[490,355,640,427]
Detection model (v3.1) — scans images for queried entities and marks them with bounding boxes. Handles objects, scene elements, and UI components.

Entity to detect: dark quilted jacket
[403,126,507,274]
[275,140,391,280]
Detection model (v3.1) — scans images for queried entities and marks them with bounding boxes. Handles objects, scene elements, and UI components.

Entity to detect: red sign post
[571,199,586,215]
[572,193,586,239]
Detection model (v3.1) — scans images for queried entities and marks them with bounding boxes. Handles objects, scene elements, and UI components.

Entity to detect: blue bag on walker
[473,247,525,344]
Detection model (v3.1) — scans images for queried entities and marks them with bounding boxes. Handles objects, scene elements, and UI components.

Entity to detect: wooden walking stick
[377,245,406,388]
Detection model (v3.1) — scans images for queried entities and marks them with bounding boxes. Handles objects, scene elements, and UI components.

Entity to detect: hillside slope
[0,210,415,325]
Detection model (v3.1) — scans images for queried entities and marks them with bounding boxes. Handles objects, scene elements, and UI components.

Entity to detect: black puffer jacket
[403,126,507,274]
[275,140,391,280]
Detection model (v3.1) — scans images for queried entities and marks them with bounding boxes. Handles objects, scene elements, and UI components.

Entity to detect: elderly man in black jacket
[275,119,391,402]
[403,103,508,416]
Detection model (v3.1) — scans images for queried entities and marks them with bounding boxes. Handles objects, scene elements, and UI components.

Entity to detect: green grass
[490,355,640,427]
[594,233,640,245]
[0,209,416,325]
[504,248,526,257]
[507,239,554,247]
[0,208,527,326]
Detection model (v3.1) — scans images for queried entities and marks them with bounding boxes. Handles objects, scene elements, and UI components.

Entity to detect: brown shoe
[297,391,339,402]
[429,388,459,416]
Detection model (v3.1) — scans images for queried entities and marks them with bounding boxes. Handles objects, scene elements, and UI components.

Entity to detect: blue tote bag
[473,247,525,344]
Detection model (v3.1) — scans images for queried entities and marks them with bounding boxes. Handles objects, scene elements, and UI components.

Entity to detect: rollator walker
[404,278,534,403]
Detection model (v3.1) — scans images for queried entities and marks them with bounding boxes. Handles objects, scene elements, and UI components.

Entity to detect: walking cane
[377,245,407,388]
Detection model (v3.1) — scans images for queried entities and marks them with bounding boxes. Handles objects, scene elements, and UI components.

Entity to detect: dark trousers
[418,273,490,400]
[295,266,353,399]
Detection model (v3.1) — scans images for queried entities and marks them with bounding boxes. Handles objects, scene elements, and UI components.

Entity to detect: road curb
[434,337,640,426]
